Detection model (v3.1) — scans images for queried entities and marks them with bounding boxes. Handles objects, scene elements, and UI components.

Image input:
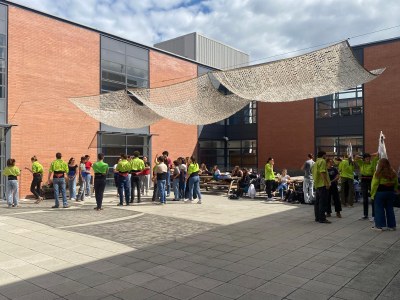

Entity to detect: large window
[198,139,257,172]
[99,133,150,186]
[101,36,149,93]
[316,136,363,157]
[227,101,257,125]
[316,86,363,119]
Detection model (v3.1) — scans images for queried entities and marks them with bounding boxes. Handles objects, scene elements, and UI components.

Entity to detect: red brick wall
[364,41,400,170]
[149,51,198,162]
[8,6,99,196]
[257,99,314,173]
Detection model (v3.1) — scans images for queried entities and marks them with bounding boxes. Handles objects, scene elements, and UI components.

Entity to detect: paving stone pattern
[0,195,400,299]
[65,214,219,249]
[9,205,140,227]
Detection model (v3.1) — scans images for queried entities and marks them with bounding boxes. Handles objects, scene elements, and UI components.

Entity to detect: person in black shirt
[327,158,342,218]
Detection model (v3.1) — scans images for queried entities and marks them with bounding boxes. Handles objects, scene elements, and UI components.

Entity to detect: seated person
[277,169,291,199]
[231,166,243,178]
[235,168,251,197]
[199,163,212,175]
[212,165,221,180]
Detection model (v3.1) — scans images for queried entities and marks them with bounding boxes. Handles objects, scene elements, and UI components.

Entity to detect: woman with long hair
[67,157,78,201]
[3,158,20,207]
[371,158,398,231]
[187,156,202,204]
[24,155,44,203]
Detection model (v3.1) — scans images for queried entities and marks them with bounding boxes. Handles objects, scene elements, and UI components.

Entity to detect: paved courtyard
[0,191,399,300]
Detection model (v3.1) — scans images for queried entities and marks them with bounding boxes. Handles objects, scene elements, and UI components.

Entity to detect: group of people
[114,151,202,205]
[311,151,397,230]
[263,152,398,231]
[3,153,109,210]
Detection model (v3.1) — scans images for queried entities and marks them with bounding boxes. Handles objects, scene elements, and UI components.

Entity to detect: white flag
[378,131,388,159]
[346,142,353,158]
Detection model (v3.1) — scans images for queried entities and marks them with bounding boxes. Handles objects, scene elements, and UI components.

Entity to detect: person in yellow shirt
[355,153,379,220]
[116,154,131,206]
[312,151,331,223]
[186,156,202,204]
[130,151,145,204]
[3,158,20,208]
[24,155,44,203]
[338,156,355,207]
[47,152,69,208]
[370,158,398,231]
[264,157,275,200]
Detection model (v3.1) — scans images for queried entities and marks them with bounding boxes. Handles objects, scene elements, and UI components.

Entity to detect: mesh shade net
[70,41,384,129]
[69,90,162,128]
[212,41,384,102]
[128,73,250,125]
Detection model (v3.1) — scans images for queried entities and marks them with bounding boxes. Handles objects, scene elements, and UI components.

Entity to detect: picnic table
[199,175,240,194]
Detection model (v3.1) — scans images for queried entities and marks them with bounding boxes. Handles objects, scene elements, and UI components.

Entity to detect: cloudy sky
[9,0,400,64]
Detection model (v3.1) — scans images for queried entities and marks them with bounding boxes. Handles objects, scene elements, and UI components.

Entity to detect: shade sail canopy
[212,41,384,102]
[69,90,162,129]
[70,41,384,129]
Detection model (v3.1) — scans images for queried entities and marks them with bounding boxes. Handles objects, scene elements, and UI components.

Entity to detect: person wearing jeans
[371,158,398,231]
[48,152,69,208]
[3,158,20,208]
[116,154,131,206]
[155,155,168,204]
[84,155,92,197]
[187,156,202,204]
[172,160,180,200]
[302,154,315,204]
[93,153,109,210]
[67,157,78,201]
[327,158,342,218]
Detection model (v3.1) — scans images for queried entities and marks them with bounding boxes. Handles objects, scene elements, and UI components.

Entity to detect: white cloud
[8,0,400,65]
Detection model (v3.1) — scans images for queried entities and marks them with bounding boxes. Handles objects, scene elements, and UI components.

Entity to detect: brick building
[0,1,399,197]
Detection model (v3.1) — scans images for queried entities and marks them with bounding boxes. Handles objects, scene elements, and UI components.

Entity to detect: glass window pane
[101,36,126,54]
[0,72,4,86]
[101,49,125,64]
[127,136,144,145]
[102,70,125,83]
[102,134,125,146]
[127,66,148,79]
[0,34,5,47]
[102,60,125,73]
[101,80,126,91]
[126,45,148,61]
[126,56,148,70]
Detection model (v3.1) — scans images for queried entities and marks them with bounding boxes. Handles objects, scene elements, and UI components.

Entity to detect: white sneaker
[267,197,273,201]
[184,199,188,202]
[369,217,374,222]
[197,200,202,204]
[70,198,76,201]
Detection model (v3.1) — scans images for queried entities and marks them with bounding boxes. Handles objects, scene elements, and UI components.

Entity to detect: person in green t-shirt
[338,156,355,207]
[3,158,20,207]
[48,152,69,209]
[264,157,275,200]
[355,153,379,220]
[24,155,44,203]
[312,151,331,224]
[93,153,109,210]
